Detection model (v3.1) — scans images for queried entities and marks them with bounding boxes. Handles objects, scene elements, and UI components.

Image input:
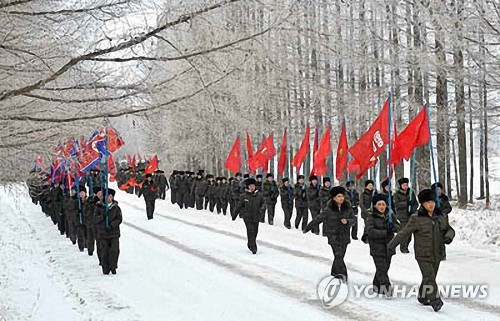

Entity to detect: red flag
[348,99,390,179]
[313,126,331,176]
[291,125,310,171]
[392,106,430,165]
[145,155,158,174]
[246,132,254,158]
[336,122,349,180]
[108,154,117,178]
[226,136,241,174]
[248,135,275,172]
[313,125,319,154]
[131,155,136,171]
[277,129,288,176]
[347,159,360,173]
[106,126,125,153]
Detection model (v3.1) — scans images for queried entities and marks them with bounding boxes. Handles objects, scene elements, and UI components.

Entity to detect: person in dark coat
[84,186,100,256]
[138,173,158,219]
[232,178,266,254]
[294,175,309,230]
[388,189,455,312]
[319,177,331,210]
[262,173,279,225]
[187,172,196,208]
[216,177,229,215]
[95,189,122,275]
[431,182,452,216]
[75,185,88,252]
[255,174,263,193]
[279,178,294,229]
[230,173,243,215]
[155,170,169,200]
[380,178,396,214]
[362,194,400,295]
[66,187,79,245]
[239,173,251,194]
[394,177,417,253]
[304,186,355,281]
[205,175,215,210]
[306,175,321,235]
[50,182,63,226]
[169,170,178,204]
[346,180,360,240]
[206,176,217,212]
[176,171,190,209]
[360,180,376,222]
[193,172,208,210]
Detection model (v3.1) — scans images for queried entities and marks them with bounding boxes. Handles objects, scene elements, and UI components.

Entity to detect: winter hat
[243,174,250,179]
[330,186,346,197]
[216,177,221,182]
[229,177,234,182]
[107,188,116,197]
[297,175,305,180]
[364,179,375,187]
[221,177,227,181]
[372,193,388,206]
[266,173,274,178]
[309,175,318,181]
[93,186,101,194]
[256,174,263,179]
[398,178,409,186]
[381,179,390,190]
[346,180,355,188]
[431,182,443,190]
[418,189,435,204]
[79,184,87,194]
[235,172,242,178]
[206,174,214,179]
[282,178,289,183]
[179,171,185,175]
[246,178,257,186]
[145,173,153,178]
[323,177,331,184]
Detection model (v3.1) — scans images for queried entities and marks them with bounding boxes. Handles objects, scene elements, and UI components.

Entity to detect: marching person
[230,173,243,216]
[388,189,455,312]
[346,181,360,240]
[304,186,355,281]
[138,173,158,220]
[360,180,376,224]
[319,177,331,210]
[156,170,169,200]
[279,178,294,229]
[95,189,123,275]
[75,185,88,252]
[216,177,229,215]
[232,178,265,254]
[193,171,208,210]
[306,175,321,235]
[362,194,399,295]
[394,177,417,253]
[431,182,452,216]
[294,175,309,230]
[262,173,279,225]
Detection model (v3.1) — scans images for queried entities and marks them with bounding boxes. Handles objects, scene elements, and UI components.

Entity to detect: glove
[443,236,452,245]
[387,247,396,256]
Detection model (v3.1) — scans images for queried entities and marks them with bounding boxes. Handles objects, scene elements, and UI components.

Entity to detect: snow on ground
[1,183,500,321]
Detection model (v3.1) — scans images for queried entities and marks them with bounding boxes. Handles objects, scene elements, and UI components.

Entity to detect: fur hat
[330,186,346,197]
[372,193,388,206]
[364,179,375,187]
[266,173,274,178]
[93,186,101,194]
[381,179,390,189]
[323,177,331,184]
[107,188,116,197]
[431,182,443,190]
[309,175,318,181]
[206,174,214,179]
[235,172,242,178]
[256,174,263,179]
[398,177,409,186]
[282,177,289,183]
[346,180,355,187]
[297,175,305,180]
[243,173,250,179]
[246,178,257,186]
[418,189,435,204]
[145,173,153,178]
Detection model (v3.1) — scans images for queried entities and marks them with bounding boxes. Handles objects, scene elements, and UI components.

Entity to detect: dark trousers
[399,220,411,251]
[330,243,348,280]
[170,190,177,204]
[145,199,155,219]
[244,220,259,253]
[372,255,392,294]
[86,224,96,255]
[281,203,293,228]
[209,197,216,212]
[159,187,166,200]
[204,196,210,210]
[217,199,228,215]
[229,199,235,215]
[309,207,320,234]
[58,214,66,235]
[68,220,77,244]
[99,237,120,273]
[351,211,359,239]
[76,225,86,251]
[295,207,309,230]
[417,260,441,302]
[264,201,277,224]
[194,195,203,210]
[177,193,186,209]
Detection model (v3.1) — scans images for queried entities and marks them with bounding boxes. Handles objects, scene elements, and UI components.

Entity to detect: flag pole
[425,104,439,204]
[387,92,394,225]
[103,119,110,231]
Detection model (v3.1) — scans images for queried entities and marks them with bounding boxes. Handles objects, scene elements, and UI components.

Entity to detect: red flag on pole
[291,125,310,171]
[225,136,241,174]
[248,135,275,173]
[313,125,331,176]
[246,132,254,158]
[277,128,288,176]
[107,126,125,153]
[348,99,390,179]
[336,122,349,180]
[391,106,430,165]
[145,155,158,174]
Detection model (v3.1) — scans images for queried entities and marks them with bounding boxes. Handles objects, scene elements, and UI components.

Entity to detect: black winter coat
[138,180,158,200]
[360,188,376,219]
[279,185,294,206]
[394,188,417,221]
[294,183,308,208]
[233,190,265,222]
[262,180,279,203]
[363,210,399,257]
[94,201,122,239]
[305,201,355,245]
[319,186,331,210]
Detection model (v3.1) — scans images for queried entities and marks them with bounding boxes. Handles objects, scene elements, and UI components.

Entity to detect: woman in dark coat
[362,194,400,295]
[304,186,355,281]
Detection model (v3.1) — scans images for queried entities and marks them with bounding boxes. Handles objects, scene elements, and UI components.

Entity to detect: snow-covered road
[1,184,499,321]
